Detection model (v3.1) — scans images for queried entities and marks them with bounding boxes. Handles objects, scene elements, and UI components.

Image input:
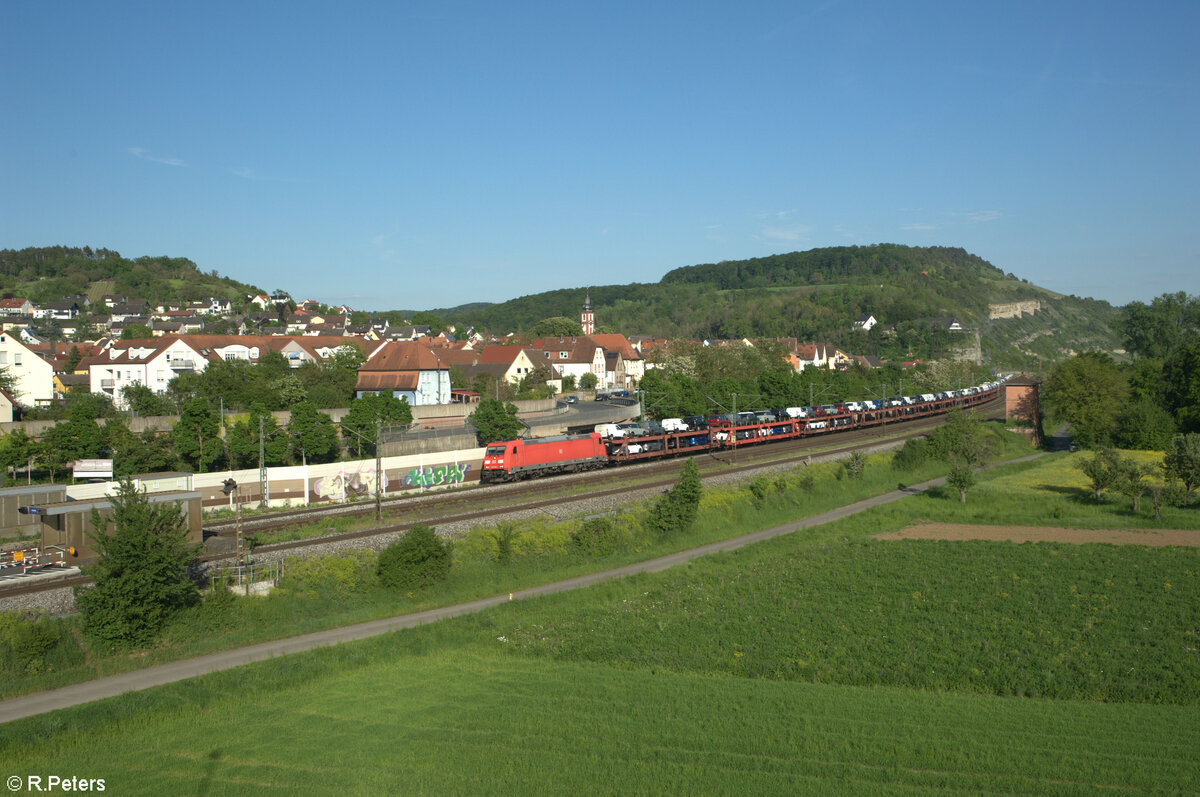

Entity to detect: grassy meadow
[2,439,1199,793]
[0,427,1032,699]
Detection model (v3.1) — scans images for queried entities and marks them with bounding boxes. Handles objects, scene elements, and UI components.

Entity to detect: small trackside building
[19,491,203,565]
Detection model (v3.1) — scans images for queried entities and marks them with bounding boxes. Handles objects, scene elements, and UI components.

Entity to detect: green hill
[438,244,1122,367]
[0,246,265,306]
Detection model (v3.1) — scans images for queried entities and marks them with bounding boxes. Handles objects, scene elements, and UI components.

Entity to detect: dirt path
[878,522,1200,547]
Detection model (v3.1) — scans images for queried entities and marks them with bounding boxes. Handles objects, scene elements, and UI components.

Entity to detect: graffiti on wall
[311,465,389,502]
[403,463,471,489]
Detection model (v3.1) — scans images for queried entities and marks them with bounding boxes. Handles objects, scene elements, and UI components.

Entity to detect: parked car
[639,420,665,436]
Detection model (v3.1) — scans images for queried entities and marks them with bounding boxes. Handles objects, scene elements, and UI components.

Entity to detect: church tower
[581,290,595,335]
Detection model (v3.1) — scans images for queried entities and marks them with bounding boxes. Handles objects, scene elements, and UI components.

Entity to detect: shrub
[279,550,377,598]
[493,522,518,565]
[646,459,703,539]
[845,452,866,480]
[748,475,773,504]
[891,438,929,471]
[377,525,452,592]
[571,517,632,557]
[0,612,85,676]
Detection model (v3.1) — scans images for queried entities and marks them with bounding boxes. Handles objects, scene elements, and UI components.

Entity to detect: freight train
[480,378,1008,483]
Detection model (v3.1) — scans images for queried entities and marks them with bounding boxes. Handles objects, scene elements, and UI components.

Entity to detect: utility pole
[258,415,267,509]
[731,392,737,463]
[375,418,383,523]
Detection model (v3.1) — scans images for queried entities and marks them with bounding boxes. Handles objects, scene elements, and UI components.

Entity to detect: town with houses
[0,288,970,422]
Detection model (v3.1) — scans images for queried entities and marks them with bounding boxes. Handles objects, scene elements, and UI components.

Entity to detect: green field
[1,643,1196,795]
[2,448,1199,793]
[0,432,1036,700]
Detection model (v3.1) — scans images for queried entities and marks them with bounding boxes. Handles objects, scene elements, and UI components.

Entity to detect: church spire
[581,289,595,335]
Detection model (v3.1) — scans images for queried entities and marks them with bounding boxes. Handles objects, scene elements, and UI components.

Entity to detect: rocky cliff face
[988,300,1042,320]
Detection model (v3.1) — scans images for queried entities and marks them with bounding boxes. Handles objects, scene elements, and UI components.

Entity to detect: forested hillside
[0,246,263,304]
[438,244,1123,366]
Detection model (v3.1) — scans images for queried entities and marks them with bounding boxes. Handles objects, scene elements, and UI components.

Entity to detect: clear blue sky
[3,1,1196,312]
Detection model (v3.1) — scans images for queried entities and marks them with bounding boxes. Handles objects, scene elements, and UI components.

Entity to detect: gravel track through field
[879,523,1200,547]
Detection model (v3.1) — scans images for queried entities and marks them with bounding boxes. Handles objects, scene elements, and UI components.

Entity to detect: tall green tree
[287,400,340,464]
[1160,342,1200,433]
[339,393,413,457]
[1043,353,1129,449]
[1114,398,1176,450]
[121,382,176,417]
[929,410,991,503]
[1162,433,1200,500]
[63,346,83,373]
[471,398,523,444]
[1078,449,1123,501]
[74,481,200,648]
[1117,291,1200,360]
[0,428,35,484]
[120,323,153,340]
[1114,458,1153,512]
[527,316,584,338]
[227,404,289,468]
[173,397,221,472]
[39,405,105,481]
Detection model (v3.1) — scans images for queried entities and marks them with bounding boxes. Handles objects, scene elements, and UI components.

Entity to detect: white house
[354,340,450,405]
[0,333,54,407]
[528,337,607,386]
[88,338,208,409]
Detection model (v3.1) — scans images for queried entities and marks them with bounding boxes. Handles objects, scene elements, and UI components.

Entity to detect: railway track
[208,396,1002,538]
[0,396,1003,600]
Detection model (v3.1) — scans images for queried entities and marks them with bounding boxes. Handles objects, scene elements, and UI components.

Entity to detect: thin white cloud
[945,209,1002,223]
[127,147,187,167]
[760,225,811,242]
[901,223,937,231]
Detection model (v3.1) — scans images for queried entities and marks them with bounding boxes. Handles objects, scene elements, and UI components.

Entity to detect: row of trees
[1045,292,1200,448]
[1077,435,1200,517]
[638,340,989,421]
[0,393,413,483]
[18,346,367,426]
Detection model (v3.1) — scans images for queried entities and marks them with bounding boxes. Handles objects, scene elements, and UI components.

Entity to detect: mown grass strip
[0,650,1195,795]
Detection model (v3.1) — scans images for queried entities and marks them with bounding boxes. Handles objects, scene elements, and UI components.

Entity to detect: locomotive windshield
[485,445,506,456]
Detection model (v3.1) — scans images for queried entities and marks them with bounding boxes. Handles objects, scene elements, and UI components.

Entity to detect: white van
[594,423,622,438]
[662,418,688,432]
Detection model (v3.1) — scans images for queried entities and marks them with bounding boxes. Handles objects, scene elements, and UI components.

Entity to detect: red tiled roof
[355,372,419,391]
[359,340,447,372]
[588,333,641,360]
